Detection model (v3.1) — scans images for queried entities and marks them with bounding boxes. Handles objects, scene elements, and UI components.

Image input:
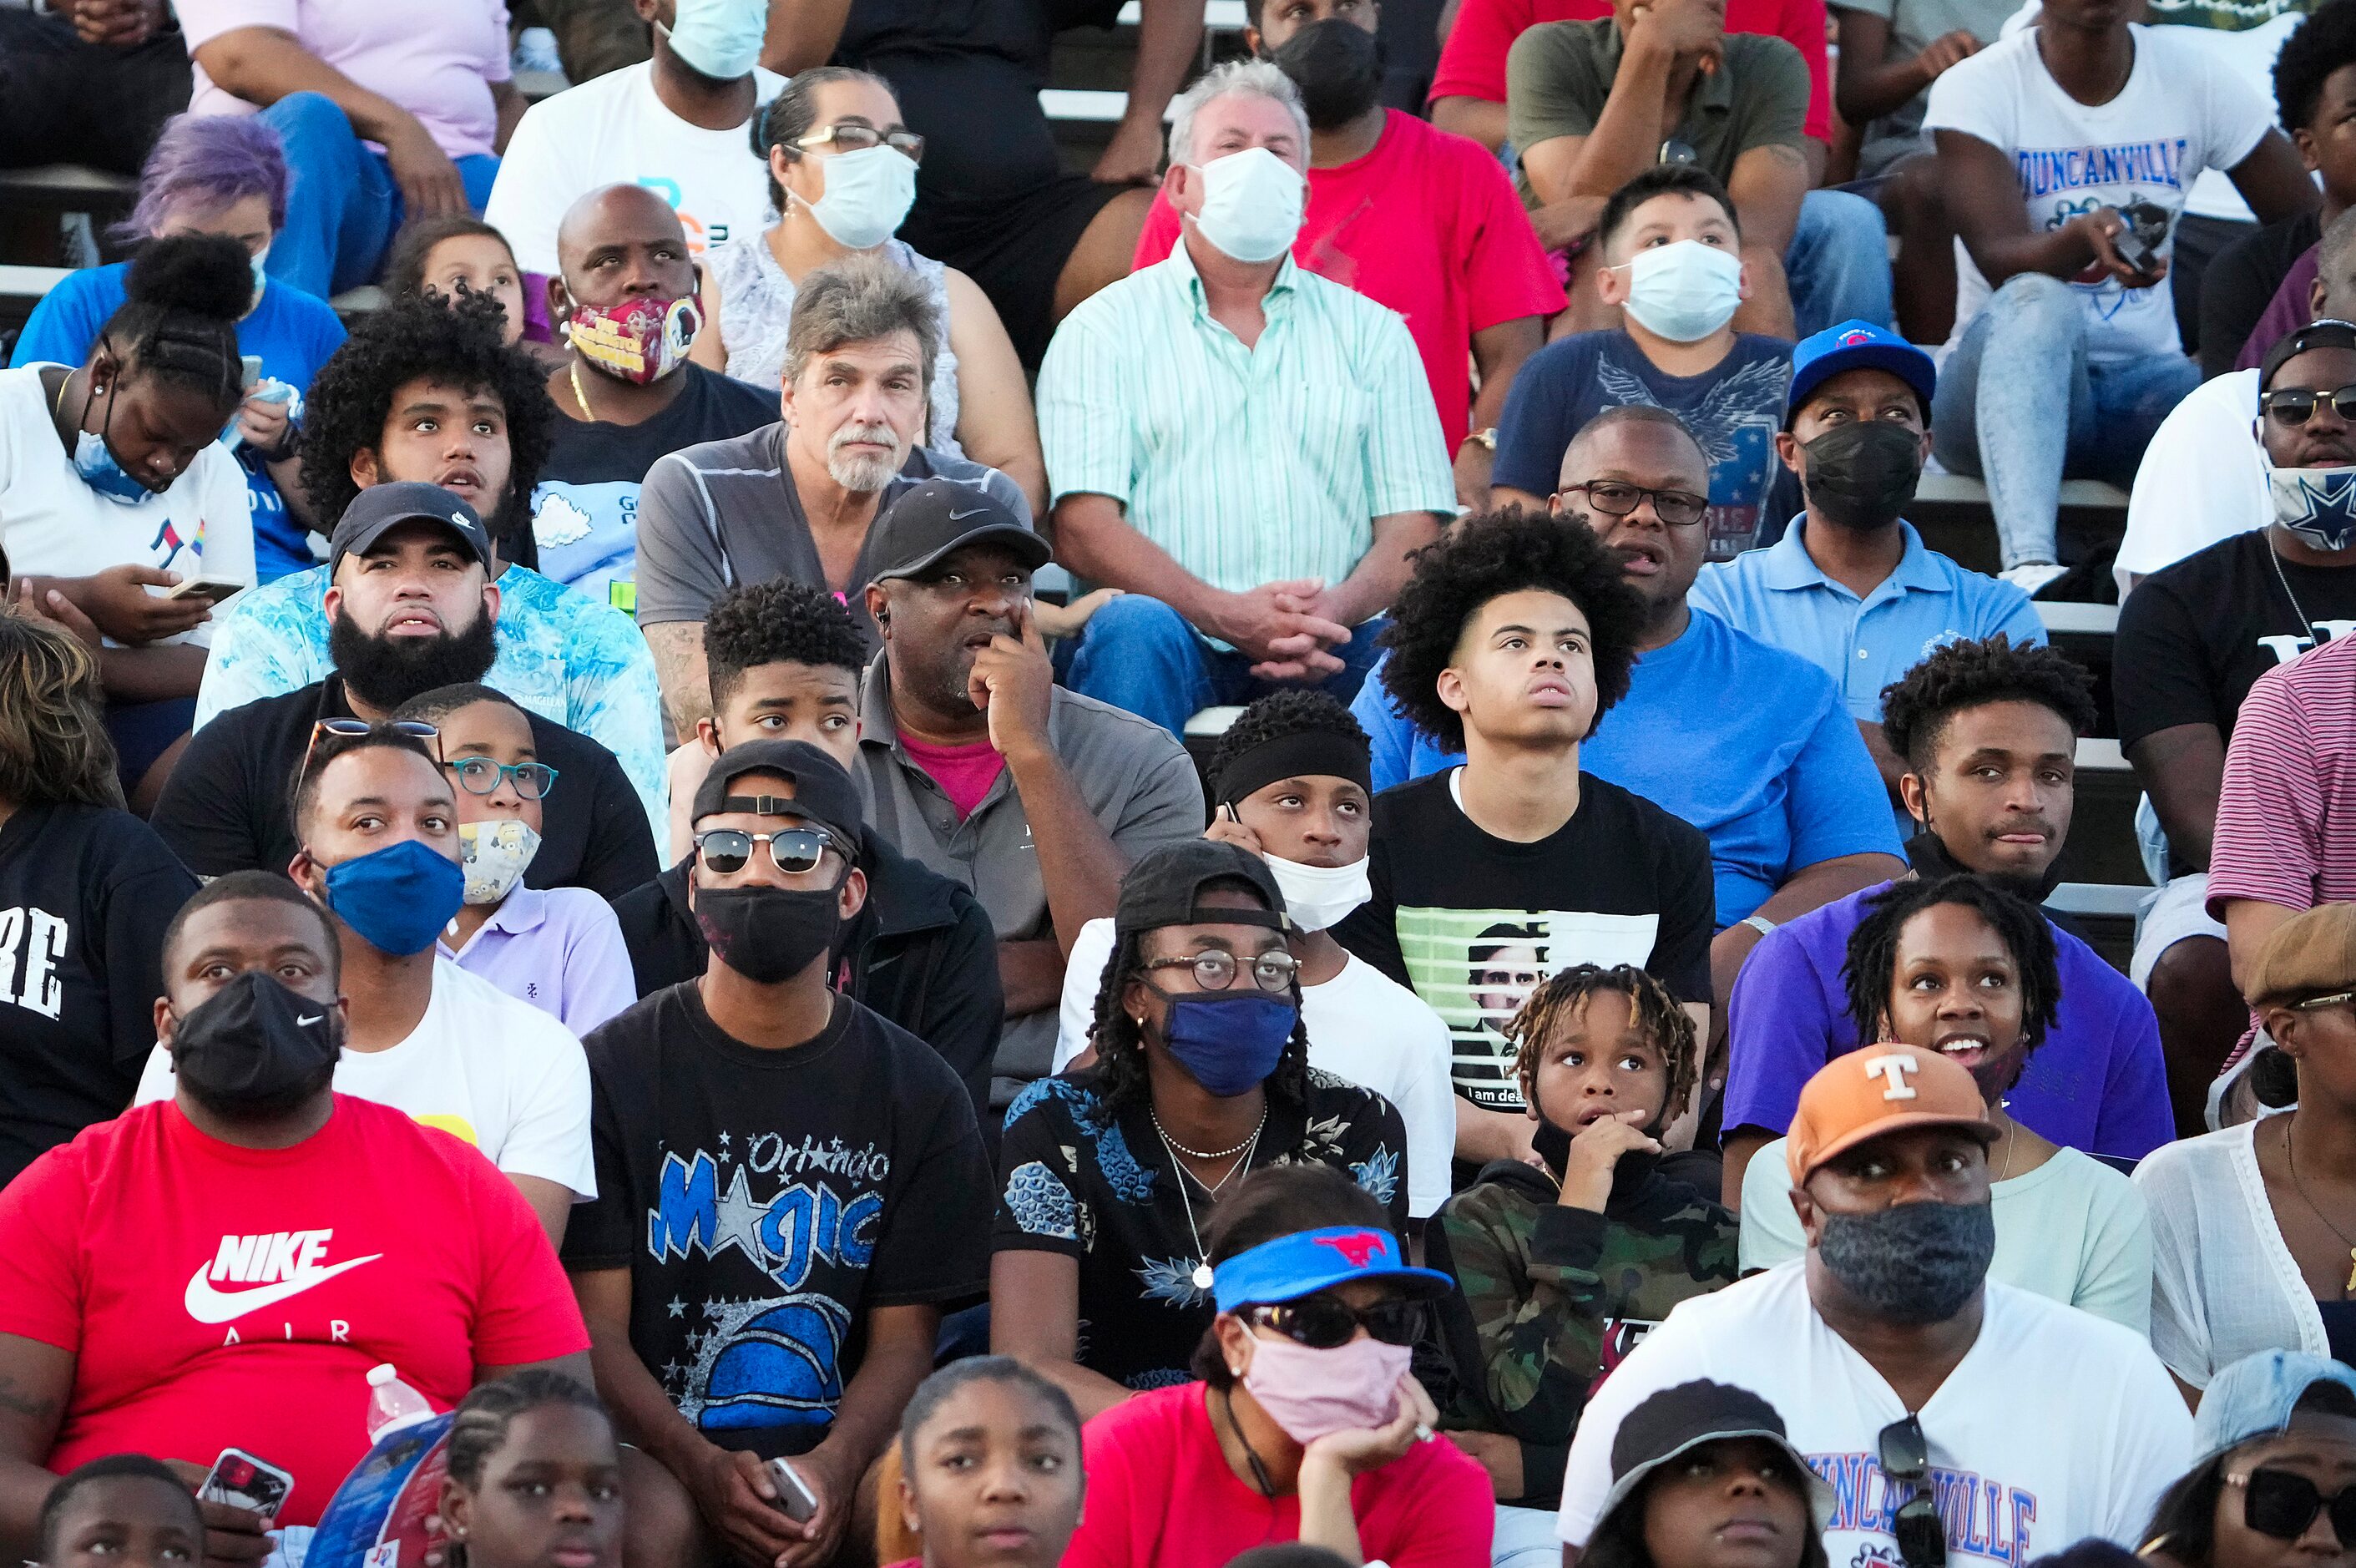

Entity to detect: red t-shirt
[897,731,1009,822]
[1429,0,1834,143]
[1062,1383,1494,1568]
[1132,111,1566,451]
[0,1095,591,1525]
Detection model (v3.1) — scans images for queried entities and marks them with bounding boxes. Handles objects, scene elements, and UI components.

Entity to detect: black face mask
[169,971,342,1121]
[1905,829,2065,903]
[1802,420,1923,533]
[329,609,498,713]
[1816,1199,1995,1324]
[695,883,841,984]
[1270,18,1385,130]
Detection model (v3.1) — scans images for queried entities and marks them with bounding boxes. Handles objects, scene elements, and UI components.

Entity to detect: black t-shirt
[0,802,196,1185]
[993,1066,1411,1392]
[561,983,993,1456]
[1334,769,1715,1114]
[149,677,656,900]
[2199,210,2320,382]
[837,0,1118,74]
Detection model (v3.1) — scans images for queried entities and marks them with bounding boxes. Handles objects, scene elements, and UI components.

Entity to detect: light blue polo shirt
[1688,518,2046,721]
[1350,608,1900,928]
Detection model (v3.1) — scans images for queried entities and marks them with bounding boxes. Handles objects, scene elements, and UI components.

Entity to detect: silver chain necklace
[1154,1110,1266,1292]
[2271,539,2319,645]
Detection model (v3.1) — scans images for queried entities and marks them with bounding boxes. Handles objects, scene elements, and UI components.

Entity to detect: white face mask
[1614,240,1742,343]
[662,0,766,80]
[794,143,918,251]
[1186,145,1306,265]
[1265,853,1371,933]
[457,819,542,907]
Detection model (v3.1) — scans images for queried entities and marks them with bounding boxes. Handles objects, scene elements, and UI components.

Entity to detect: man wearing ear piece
[1690,320,2044,798]
[561,738,993,1568]
[1554,1043,2192,1568]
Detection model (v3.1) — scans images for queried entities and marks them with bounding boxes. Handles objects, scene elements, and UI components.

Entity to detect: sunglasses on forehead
[300,717,442,781]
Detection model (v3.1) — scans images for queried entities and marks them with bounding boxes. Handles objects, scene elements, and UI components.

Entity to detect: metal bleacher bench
[1915,473,2130,512]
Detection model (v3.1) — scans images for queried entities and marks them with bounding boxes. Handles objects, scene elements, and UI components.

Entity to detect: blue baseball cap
[1786,320,1937,426]
[2194,1351,2356,1458]
[1211,1226,1452,1313]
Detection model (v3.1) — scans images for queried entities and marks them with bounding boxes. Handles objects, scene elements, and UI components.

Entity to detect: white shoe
[2000,561,2069,596]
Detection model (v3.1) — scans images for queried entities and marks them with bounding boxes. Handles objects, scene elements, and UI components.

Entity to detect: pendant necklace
[2285,1115,2356,1293]
[1154,1108,1266,1292]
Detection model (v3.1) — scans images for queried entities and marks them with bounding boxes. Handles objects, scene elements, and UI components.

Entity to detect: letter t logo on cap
[1862,1052,1919,1101]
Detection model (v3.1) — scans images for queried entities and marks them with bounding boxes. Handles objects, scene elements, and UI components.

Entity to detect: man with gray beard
[634,252,1028,737]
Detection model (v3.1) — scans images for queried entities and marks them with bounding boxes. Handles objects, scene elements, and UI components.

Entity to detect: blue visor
[1211,1225,1454,1313]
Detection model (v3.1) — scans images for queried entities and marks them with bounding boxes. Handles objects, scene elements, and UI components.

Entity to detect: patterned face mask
[567,294,701,384]
[2267,461,2356,552]
[458,819,541,906]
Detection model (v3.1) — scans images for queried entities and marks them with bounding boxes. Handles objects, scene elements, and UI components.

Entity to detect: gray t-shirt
[1832,0,2022,178]
[632,422,1029,648]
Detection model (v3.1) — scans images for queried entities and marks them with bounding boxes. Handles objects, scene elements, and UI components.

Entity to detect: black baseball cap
[867,479,1052,583]
[2261,318,2356,392]
[1597,1382,1834,1532]
[330,483,493,574]
[1113,841,1290,938]
[691,739,864,847]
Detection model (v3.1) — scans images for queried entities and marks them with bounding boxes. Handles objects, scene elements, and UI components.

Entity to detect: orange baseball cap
[1784,1043,1996,1187]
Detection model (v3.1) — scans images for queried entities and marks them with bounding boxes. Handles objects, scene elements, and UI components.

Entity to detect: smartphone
[163,578,244,604]
[766,1458,819,1524]
[240,354,264,392]
[200,1448,295,1525]
[2113,200,2170,276]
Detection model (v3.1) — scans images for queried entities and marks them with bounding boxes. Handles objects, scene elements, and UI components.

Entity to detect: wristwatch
[1740,913,1777,938]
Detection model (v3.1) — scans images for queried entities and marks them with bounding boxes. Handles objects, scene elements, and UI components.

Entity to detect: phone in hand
[240,354,264,392]
[162,578,244,604]
[766,1458,819,1524]
[200,1448,295,1525]
[2111,200,2170,277]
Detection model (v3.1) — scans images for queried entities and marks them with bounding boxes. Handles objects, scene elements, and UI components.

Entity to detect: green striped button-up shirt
[1038,239,1455,602]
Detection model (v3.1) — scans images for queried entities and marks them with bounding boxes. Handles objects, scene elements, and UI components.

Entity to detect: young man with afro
[1718,634,2172,1207]
[187,291,667,842]
[1332,507,1717,1176]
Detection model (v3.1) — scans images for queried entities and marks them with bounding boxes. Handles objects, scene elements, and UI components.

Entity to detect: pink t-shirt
[1132,111,1566,451]
[2207,631,2356,922]
[178,0,511,160]
[897,731,1009,822]
[1062,1383,1494,1568]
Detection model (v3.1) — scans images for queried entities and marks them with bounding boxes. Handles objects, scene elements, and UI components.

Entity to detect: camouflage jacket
[1428,1151,1739,1507]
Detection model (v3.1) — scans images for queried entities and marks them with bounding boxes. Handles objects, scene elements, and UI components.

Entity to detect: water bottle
[363,1363,435,1444]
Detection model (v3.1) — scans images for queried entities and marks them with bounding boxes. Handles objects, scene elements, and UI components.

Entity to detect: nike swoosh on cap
[184,1253,384,1325]
[948,508,990,520]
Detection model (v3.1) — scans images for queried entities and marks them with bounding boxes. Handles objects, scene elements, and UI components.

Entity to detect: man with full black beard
[1555,1043,2191,1568]
[153,483,657,898]
[1717,635,2173,1209]
[0,870,592,1548]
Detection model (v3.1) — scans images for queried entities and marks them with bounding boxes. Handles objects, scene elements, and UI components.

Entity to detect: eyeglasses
[1878,1415,1946,1568]
[300,717,441,781]
[1559,480,1711,529]
[2231,1469,2356,1543]
[445,757,559,799]
[2261,385,2356,425]
[794,123,926,162]
[2292,989,2356,1012]
[1241,1295,1423,1349]
[1141,949,1300,994]
[693,826,846,877]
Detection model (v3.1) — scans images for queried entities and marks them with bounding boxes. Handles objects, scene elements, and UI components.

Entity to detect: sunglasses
[446,756,559,799]
[2231,1468,2356,1542]
[1878,1415,1946,1568]
[794,122,926,162]
[2292,989,2356,1013]
[2261,385,2356,425]
[1560,480,1711,529]
[693,826,844,877]
[1241,1295,1423,1350]
[300,717,441,781]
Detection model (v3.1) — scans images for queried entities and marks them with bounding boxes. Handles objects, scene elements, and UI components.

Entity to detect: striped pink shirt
[2208,632,2356,920]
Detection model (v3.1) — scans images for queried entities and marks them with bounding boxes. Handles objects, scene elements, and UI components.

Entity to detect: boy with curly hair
[1332,506,1716,1176]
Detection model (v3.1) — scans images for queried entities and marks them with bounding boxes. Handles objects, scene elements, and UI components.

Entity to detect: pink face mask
[567,294,701,384]
[1240,1331,1409,1444]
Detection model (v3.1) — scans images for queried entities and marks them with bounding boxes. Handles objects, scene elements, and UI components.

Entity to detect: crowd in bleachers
[12,0,2356,1564]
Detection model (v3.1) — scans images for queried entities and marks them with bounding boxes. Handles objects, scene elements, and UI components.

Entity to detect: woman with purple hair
[10,113,346,583]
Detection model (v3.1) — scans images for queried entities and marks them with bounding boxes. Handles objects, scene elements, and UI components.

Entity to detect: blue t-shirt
[1349,609,1899,927]
[11,266,347,584]
[1492,329,1794,561]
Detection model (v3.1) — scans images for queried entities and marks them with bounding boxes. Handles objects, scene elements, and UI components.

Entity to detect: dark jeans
[0,10,191,175]
[1055,593,1388,737]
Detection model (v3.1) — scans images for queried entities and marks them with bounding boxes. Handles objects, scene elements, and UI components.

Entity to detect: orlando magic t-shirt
[1490,329,1793,561]
[561,982,992,1457]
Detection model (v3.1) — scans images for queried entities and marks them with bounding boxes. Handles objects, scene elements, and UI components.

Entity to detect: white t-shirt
[1925,24,2274,363]
[2118,366,2267,594]
[0,365,255,644]
[483,61,786,274]
[1555,1266,2195,1563]
[134,958,595,1198]
[1739,1137,2155,1333]
[1052,914,1457,1220]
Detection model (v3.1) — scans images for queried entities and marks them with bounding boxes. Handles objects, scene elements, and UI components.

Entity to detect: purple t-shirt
[439,885,635,1037]
[1721,882,2174,1162]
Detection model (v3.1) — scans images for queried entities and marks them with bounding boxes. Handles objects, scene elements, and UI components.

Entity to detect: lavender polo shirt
[438,885,636,1038]
[1721,882,2174,1162]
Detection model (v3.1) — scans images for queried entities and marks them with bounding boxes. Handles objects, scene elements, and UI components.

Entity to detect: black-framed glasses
[1142,949,1300,994]
[693,826,845,877]
[2261,385,2356,425]
[1242,1296,1423,1349]
[1878,1415,1946,1568]
[2232,1469,2356,1542]
[446,757,559,799]
[1560,480,1711,529]
[794,123,926,162]
[2293,989,2356,1013]
[301,717,440,781]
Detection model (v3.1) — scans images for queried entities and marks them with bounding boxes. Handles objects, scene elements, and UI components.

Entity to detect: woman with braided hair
[438,1372,622,1568]
[992,840,1411,1424]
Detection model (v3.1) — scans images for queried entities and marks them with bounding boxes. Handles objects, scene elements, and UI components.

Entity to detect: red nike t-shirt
[0,1095,590,1525]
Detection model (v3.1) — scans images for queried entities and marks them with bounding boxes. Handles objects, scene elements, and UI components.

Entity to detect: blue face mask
[317,838,466,956]
[71,376,161,505]
[1155,989,1298,1097]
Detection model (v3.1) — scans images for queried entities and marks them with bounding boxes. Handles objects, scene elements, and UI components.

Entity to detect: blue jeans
[1058,594,1388,737]
[260,91,500,298]
[1786,189,1893,337]
[1931,271,2199,568]
[1492,1505,1561,1568]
